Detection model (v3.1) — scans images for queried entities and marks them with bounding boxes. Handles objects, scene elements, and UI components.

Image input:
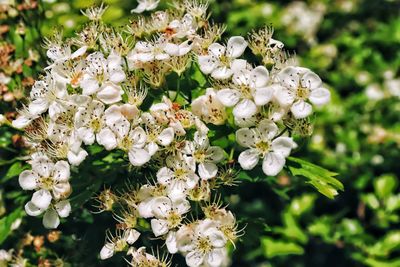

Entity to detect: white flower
[46,45,87,65]
[236,119,297,176]
[176,219,227,267]
[28,75,68,119]
[75,100,106,145]
[51,58,86,88]
[198,36,248,80]
[80,51,125,104]
[150,196,190,236]
[167,14,197,39]
[141,113,175,156]
[191,88,227,125]
[19,157,71,201]
[217,65,273,119]
[128,38,170,64]
[100,229,141,260]
[131,0,159,13]
[275,66,330,119]
[157,155,199,201]
[183,132,225,180]
[98,109,150,166]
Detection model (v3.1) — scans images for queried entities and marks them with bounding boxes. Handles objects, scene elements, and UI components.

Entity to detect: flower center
[239,84,253,99]
[296,86,310,100]
[255,140,271,155]
[167,211,182,228]
[174,168,187,180]
[118,136,133,151]
[196,237,212,254]
[219,54,230,67]
[39,176,54,190]
[90,118,102,132]
[194,150,206,163]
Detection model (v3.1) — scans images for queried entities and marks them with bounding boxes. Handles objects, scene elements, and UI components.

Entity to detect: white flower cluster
[13,1,330,266]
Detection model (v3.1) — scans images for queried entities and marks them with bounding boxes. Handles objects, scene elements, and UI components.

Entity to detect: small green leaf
[0,208,24,245]
[3,162,28,183]
[261,237,304,258]
[288,157,343,199]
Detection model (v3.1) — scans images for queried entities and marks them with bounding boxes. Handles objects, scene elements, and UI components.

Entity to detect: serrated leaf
[287,157,343,199]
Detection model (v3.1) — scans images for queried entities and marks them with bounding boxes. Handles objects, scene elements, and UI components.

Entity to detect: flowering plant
[11,1,339,266]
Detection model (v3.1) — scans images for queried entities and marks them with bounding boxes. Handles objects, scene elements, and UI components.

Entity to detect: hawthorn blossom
[198,36,248,80]
[100,229,141,260]
[80,51,126,104]
[217,65,273,119]
[236,120,297,176]
[275,66,330,119]
[191,88,227,125]
[74,100,106,145]
[150,196,190,236]
[131,0,160,14]
[184,132,225,179]
[157,155,199,201]
[176,219,227,267]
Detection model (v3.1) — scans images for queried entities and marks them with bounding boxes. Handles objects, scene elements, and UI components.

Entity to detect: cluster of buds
[14,1,330,266]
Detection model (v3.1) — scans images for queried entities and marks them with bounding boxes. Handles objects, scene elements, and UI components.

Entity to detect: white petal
[97,128,117,150]
[77,127,95,145]
[158,127,175,146]
[262,152,285,176]
[216,89,240,107]
[109,69,126,84]
[277,66,300,89]
[252,66,270,87]
[19,170,38,190]
[186,251,204,267]
[32,157,54,177]
[71,46,87,58]
[301,70,322,89]
[53,161,70,182]
[198,162,218,180]
[131,2,147,13]
[128,148,151,166]
[253,86,273,106]
[55,200,71,218]
[124,229,140,245]
[12,115,33,129]
[100,243,115,260]
[207,249,224,267]
[81,77,99,95]
[31,189,52,210]
[207,229,227,248]
[29,98,48,115]
[97,83,122,104]
[226,36,247,58]
[206,146,225,162]
[272,137,297,157]
[236,128,255,148]
[157,167,174,185]
[274,86,295,107]
[211,66,233,80]
[166,231,178,254]
[230,59,248,74]
[198,56,216,74]
[290,100,313,119]
[146,142,159,156]
[164,43,179,56]
[43,209,60,229]
[258,119,278,140]
[130,126,147,147]
[309,87,331,106]
[238,149,259,170]
[151,196,172,218]
[208,43,225,58]
[151,219,169,237]
[233,99,257,118]
[67,148,88,166]
[137,198,155,218]
[25,201,44,216]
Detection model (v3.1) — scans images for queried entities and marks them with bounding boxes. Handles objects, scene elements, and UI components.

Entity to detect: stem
[275,127,288,138]
[173,76,181,102]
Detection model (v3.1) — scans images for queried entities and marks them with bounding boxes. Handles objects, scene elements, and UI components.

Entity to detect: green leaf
[261,237,304,258]
[287,157,343,199]
[2,162,28,183]
[0,208,24,245]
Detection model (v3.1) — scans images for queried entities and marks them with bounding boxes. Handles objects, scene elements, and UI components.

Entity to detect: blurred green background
[1,0,399,266]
